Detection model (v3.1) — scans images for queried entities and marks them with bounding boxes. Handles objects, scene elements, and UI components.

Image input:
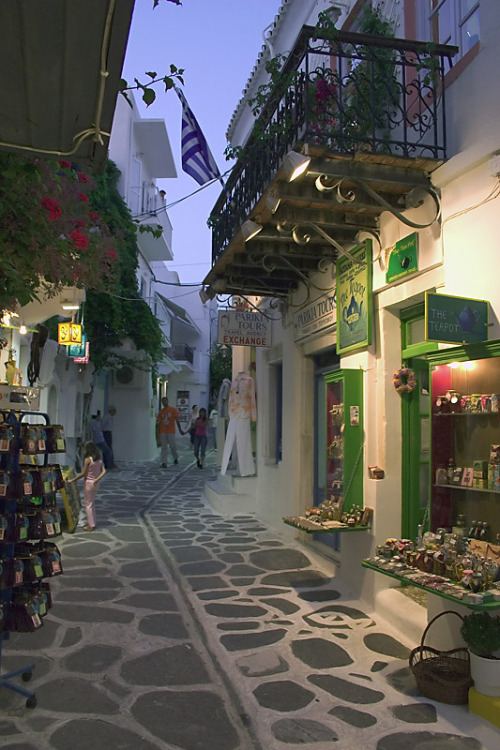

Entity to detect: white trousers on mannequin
[220,417,254,476]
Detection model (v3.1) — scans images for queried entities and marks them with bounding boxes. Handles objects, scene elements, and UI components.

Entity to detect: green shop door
[401,358,431,539]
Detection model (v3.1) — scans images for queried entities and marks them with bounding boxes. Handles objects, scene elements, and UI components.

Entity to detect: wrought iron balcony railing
[210,26,457,266]
[165,344,194,365]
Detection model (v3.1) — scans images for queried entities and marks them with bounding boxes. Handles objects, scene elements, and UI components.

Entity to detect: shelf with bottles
[430,354,500,537]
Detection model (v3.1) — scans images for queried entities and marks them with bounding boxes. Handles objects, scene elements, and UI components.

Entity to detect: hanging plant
[0,153,119,311]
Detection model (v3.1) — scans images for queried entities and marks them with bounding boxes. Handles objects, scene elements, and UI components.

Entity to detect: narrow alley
[0,445,497,750]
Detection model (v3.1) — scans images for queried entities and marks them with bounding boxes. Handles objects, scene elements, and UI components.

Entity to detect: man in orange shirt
[156,397,184,468]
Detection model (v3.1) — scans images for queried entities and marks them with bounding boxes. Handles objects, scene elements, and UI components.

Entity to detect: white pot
[469,651,500,697]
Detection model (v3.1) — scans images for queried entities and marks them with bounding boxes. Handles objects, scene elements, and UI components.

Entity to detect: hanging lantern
[68,334,86,358]
[58,322,82,345]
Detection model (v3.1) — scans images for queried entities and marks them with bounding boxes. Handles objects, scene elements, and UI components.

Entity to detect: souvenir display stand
[284,368,373,534]
[0,410,65,708]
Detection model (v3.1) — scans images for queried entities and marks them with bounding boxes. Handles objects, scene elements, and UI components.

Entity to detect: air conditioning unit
[112,365,147,389]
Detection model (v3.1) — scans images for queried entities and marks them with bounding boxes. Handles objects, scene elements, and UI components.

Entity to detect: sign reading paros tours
[294,291,337,341]
[336,240,372,355]
[218,309,272,347]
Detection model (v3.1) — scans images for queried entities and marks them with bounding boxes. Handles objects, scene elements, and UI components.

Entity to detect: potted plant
[460,611,500,697]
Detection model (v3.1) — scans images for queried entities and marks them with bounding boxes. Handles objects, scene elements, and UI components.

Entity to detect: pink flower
[78,193,89,202]
[74,219,86,229]
[89,212,100,221]
[58,160,71,169]
[69,230,88,250]
[40,197,62,221]
[108,250,117,260]
[78,173,89,183]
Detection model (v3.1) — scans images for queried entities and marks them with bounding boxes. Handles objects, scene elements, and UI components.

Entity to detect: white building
[107,92,213,455]
[203,0,498,638]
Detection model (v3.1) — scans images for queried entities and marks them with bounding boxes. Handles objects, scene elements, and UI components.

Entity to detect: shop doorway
[400,305,438,539]
[313,349,340,552]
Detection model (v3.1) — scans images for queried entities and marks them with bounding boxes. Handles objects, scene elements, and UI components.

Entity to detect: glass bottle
[447,457,456,483]
[479,522,490,542]
[468,520,477,538]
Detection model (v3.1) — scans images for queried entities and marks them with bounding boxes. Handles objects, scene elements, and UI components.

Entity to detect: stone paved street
[0,443,498,749]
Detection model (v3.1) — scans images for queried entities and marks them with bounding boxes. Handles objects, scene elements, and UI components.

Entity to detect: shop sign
[336,240,373,355]
[293,291,336,341]
[218,309,271,347]
[176,390,190,426]
[386,232,418,283]
[425,292,489,345]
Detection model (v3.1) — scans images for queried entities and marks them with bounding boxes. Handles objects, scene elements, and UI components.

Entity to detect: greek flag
[176,88,222,186]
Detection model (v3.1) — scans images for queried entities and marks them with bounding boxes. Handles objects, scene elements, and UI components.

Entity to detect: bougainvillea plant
[0,152,120,311]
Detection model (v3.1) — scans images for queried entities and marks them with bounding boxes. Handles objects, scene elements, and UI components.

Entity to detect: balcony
[165,344,194,366]
[203,27,457,299]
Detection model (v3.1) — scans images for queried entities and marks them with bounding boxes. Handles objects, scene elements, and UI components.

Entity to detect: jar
[435,395,450,413]
[470,394,482,412]
[461,395,471,412]
[491,394,500,412]
[446,390,461,413]
[481,394,492,412]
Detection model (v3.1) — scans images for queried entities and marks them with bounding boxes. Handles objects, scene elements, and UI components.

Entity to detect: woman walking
[193,407,208,468]
[69,441,106,531]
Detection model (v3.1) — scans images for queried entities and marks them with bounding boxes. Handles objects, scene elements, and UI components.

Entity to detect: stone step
[204,478,256,517]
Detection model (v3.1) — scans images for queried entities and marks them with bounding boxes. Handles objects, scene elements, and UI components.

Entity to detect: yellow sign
[58,322,82,345]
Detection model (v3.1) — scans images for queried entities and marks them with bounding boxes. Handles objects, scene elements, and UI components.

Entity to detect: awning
[0,0,135,172]
[159,295,200,333]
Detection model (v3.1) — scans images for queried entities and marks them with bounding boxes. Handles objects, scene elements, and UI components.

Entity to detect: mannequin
[221,371,256,476]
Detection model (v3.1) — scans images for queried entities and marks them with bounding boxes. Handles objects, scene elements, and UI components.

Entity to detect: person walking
[193,407,208,468]
[90,413,117,471]
[101,405,117,466]
[209,408,218,448]
[188,404,198,446]
[101,406,116,449]
[156,397,184,468]
[68,441,106,531]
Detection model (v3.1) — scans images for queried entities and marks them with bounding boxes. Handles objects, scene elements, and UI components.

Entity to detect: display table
[362,560,500,612]
[284,517,371,534]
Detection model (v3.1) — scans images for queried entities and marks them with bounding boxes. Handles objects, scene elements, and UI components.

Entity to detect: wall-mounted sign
[293,291,336,341]
[218,309,271,347]
[386,232,418,283]
[336,240,372,355]
[425,292,489,345]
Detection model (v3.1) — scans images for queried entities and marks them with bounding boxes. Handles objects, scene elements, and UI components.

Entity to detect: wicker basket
[409,610,472,704]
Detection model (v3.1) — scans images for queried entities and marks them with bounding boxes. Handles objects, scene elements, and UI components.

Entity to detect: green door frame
[400,304,438,540]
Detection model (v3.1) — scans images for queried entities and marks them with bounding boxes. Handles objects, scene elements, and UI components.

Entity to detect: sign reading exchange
[294,291,337,341]
[218,310,271,347]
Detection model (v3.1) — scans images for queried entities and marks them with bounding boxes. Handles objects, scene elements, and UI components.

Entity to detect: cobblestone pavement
[0,444,498,749]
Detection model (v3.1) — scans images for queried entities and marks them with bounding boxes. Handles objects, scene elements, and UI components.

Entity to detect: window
[425,0,479,59]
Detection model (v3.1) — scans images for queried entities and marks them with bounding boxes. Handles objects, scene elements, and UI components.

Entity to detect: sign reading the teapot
[425,292,489,345]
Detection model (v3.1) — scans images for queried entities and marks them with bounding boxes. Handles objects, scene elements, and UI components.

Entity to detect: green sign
[337,240,372,355]
[425,292,489,344]
[386,232,418,283]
